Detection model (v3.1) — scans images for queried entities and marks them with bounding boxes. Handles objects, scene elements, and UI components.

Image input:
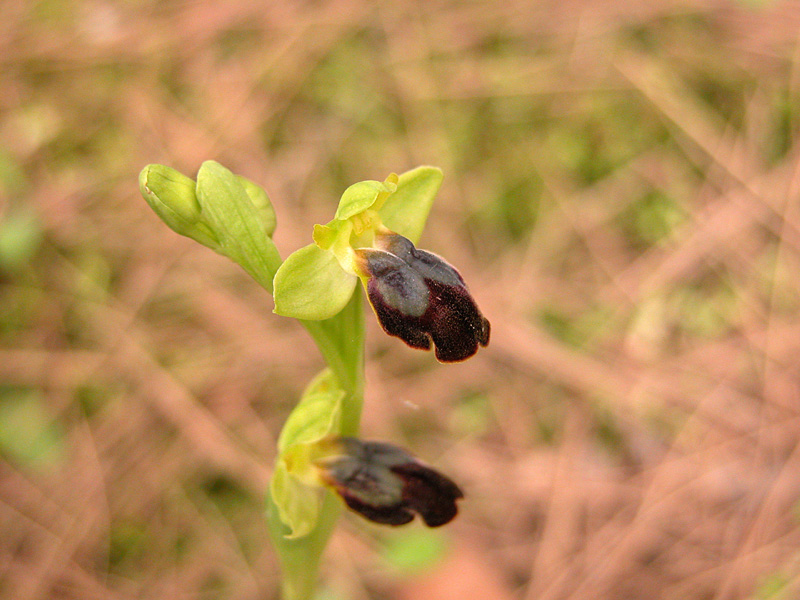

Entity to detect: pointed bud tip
[139,164,202,224]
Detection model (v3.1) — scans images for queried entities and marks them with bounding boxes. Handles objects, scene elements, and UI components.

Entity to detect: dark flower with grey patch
[356,233,490,362]
[315,437,463,527]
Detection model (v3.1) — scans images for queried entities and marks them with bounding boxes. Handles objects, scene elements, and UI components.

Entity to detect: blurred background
[3,0,800,598]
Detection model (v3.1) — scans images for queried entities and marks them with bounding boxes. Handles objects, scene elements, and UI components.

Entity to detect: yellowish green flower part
[138,161,486,600]
[273,168,441,321]
[273,167,489,363]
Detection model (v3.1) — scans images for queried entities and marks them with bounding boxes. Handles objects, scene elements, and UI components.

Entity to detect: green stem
[301,290,364,408]
[268,290,365,600]
[267,492,342,600]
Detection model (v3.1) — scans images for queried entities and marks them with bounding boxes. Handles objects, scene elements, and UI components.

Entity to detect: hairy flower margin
[273,168,490,362]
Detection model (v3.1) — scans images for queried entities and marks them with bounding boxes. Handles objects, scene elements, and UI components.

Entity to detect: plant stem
[302,292,365,401]
[269,290,365,600]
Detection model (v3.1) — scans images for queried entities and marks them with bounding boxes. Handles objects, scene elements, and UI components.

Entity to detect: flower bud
[138,164,220,249]
[237,175,277,237]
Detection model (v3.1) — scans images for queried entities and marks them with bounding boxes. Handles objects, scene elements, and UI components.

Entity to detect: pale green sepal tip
[236,175,277,237]
[379,166,444,244]
[270,461,322,538]
[273,243,358,320]
[138,164,221,249]
[335,179,394,221]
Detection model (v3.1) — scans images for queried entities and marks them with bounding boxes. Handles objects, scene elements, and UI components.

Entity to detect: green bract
[196,161,281,292]
[237,174,277,237]
[138,161,281,292]
[273,166,443,321]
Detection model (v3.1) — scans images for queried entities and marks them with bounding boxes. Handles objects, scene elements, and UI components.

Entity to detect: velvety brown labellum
[359,234,490,362]
[316,437,463,527]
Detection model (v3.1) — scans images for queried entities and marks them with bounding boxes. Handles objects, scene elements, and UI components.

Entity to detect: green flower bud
[237,175,277,237]
[138,164,220,250]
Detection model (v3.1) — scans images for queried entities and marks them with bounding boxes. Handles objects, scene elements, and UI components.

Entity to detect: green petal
[273,243,358,320]
[378,166,443,244]
[312,219,353,253]
[335,179,396,221]
[195,161,282,292]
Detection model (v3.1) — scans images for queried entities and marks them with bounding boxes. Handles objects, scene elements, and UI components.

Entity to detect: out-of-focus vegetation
[3,1,800,598]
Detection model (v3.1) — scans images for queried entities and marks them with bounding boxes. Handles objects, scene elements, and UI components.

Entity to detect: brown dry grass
[2,0,800,599]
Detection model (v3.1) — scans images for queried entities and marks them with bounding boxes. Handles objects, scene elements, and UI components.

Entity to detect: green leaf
[237,175,277,237]
[195,161,282,292]
[273,244,357,320]
[334,179,395,221]
[379,166,443,244]
[138,164,221,250]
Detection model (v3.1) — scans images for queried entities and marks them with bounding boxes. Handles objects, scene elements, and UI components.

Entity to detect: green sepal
[138,164,221,250]
[278,369,344,452]
[270,462,323,539]
[335,178,397,221]
[378,166,443,244]
[271,369,345,538]
[273,243,357,320]
[236,175,277,237]
[195,161,282,292]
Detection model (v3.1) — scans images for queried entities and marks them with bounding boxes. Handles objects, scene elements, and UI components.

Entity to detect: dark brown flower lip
[315,437,463,527]
[357,234,490,362]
